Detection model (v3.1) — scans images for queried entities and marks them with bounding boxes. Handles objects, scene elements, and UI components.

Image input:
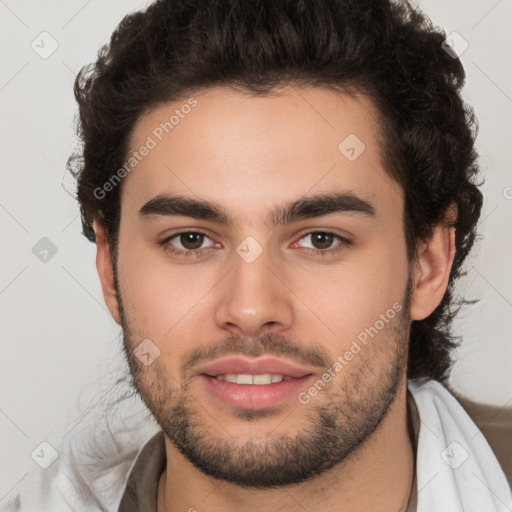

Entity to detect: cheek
[117,223,409,349]
[117,241,218,337]
[290,238,409,345]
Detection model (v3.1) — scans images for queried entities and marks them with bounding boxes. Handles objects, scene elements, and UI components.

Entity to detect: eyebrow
[138,192,376,228]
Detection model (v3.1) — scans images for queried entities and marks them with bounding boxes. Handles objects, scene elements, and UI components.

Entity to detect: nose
[213,244,294,338]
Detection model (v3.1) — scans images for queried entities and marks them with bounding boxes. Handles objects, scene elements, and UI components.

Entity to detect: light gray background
[1,0,511,502]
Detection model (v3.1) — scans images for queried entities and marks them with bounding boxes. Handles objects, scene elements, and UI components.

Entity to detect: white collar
[408,378,512,511]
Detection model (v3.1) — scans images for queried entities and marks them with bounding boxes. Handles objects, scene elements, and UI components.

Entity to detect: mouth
[212,373,295,384]
[195,356,317,410]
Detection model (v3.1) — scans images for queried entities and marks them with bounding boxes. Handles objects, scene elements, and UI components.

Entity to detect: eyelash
[159,230,352,258]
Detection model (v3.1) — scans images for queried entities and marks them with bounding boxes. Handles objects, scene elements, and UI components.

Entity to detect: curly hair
[67,0,483,382]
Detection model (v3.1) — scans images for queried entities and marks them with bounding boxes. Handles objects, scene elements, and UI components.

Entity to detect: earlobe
[93,219,121,325]
[410,224,456,321]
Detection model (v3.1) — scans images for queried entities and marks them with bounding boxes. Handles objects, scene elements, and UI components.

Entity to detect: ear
[94,219,121,325]
[410,207,457,321]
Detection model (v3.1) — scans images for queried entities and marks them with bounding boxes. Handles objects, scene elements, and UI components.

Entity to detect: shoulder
[1,425,160,512]
[408,378,512,488]
[450,388,512,487]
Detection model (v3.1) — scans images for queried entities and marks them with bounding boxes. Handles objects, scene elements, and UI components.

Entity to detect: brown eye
[310,232,335,250]
[294,231,351,256]
[299,232,339,250]
[161,231,216,255]
[179,232,205,250]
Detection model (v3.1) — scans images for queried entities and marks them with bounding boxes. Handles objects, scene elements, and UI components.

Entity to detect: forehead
[121,85,402,223]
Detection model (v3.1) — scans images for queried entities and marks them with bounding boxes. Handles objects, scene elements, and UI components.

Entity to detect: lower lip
[199,374,315,410]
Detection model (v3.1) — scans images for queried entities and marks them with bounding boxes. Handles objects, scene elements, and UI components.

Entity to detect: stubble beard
[115,266,411,488]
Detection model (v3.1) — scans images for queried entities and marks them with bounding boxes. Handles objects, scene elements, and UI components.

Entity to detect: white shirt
[1,378,511,511]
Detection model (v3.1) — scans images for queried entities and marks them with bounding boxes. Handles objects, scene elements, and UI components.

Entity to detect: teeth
[236,374,254,385]
[215,374,286,384]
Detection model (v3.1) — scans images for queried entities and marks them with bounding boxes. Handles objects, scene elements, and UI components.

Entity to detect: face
[111,86,413,487]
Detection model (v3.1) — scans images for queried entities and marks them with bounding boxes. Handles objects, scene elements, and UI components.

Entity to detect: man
[4,0,511,511]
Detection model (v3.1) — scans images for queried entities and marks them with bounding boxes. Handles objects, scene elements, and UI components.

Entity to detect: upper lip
[195,356,316,378]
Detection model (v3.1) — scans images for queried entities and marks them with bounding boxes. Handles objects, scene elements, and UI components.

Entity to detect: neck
[158,380,415,512]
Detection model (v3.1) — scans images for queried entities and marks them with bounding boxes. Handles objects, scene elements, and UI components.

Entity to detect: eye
[160,231,218,256]
[294,231,351,255]
[159,230,351,259]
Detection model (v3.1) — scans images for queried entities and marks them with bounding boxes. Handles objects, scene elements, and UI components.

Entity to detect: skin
[94,85,455,512]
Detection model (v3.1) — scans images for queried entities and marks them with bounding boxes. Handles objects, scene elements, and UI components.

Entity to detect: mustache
[182,332,331,374]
